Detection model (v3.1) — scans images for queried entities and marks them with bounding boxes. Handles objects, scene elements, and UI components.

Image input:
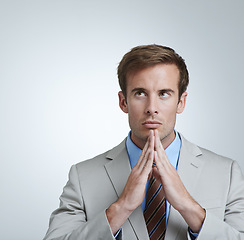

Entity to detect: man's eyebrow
[159,88,175,93]
[130,88,175,94]
[131,88,146,93]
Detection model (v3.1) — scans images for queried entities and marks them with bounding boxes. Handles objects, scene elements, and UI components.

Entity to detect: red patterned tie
[144,177,166,240]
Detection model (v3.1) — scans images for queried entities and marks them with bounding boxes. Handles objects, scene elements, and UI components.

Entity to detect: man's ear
[118,91,128,113]
[176,92,187,114]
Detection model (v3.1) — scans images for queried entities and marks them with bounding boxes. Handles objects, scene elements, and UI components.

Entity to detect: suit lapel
[104,139,131,197]
[177,134,203,195]
[165,134,204,240]
[128,206,150,240]
[104,139,149,240]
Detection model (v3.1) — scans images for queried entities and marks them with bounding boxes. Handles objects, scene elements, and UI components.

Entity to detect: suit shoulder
[74,139,126,174]
[180,133,234,167]
[199,147,235,170]
[198,145,233,165]
[76,150,110,170]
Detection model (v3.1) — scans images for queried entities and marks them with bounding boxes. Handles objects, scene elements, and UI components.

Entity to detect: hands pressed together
[106,130,205,235]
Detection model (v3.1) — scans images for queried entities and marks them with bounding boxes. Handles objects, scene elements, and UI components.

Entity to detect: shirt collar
[126,131,182,170]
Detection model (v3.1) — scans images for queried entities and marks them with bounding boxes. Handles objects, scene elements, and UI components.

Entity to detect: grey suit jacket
[44,135,244,240]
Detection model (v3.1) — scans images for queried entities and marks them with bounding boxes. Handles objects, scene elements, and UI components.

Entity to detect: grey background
[0,0,243,239]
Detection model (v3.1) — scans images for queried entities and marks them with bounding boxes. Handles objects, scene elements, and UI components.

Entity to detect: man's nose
[145,96,158,115]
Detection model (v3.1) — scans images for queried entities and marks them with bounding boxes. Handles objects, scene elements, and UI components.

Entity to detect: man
[44,45,244,240]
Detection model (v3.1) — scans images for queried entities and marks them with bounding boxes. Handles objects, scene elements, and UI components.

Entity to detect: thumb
[152,167,160,181]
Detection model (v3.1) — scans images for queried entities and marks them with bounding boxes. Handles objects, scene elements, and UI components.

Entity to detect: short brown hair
[117,44,189,100]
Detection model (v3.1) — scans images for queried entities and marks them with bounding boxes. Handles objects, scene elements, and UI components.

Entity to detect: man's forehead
[126,64,180,85]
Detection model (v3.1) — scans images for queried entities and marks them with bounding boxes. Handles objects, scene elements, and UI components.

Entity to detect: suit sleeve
[195,161,244,240]
[43,165,116,240]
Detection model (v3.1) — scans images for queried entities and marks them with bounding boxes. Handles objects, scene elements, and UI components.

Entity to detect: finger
[137,131,154,171]
[154,150,163,169]
[154,129,164,151]
[141,145,154,175]
[154,142,171,173]
[154,130,168,160]
[135,132,151,167]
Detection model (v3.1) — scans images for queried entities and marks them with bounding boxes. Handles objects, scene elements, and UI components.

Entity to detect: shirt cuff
[114,228,122,240]
[188,227,199,239]
[188,223,205,240]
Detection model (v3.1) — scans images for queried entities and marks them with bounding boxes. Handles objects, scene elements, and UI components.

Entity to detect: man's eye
[160,92,170,98]
[135,92,145,96]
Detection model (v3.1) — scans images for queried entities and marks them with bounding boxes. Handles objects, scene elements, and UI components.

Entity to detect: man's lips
[142,120,162,129]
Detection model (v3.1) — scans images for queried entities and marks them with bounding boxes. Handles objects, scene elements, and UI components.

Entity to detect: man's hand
[106,129,205,235]
[106,130,154,234]
[152,129,205,233]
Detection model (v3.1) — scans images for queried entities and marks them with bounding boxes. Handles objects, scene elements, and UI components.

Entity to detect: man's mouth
[142,120,162,129]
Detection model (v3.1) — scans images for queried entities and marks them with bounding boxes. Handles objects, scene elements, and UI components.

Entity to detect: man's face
[119,64,187,149]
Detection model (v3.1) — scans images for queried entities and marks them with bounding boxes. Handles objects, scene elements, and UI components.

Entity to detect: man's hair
[117,44,189,100]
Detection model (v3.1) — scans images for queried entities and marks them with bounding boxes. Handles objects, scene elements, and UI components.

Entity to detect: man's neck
[161,131,176,150]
